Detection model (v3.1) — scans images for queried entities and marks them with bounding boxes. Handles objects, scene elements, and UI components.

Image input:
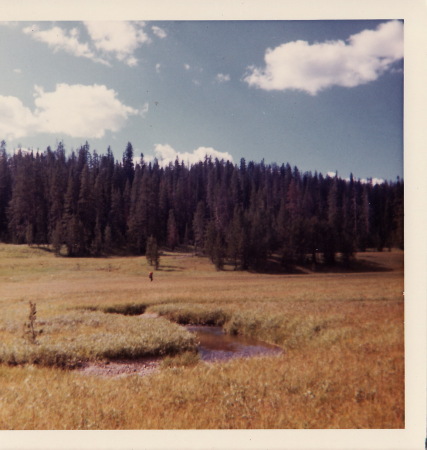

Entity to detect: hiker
[149,271,153,282]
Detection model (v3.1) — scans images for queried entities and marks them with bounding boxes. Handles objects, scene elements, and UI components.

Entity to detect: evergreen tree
[192,201,206,255]
[205,219,225,270]
[167,209,179,250]
[8,150,32,244]
[227,205,247,269]
[51,220,63,255]
[146,235,160,269]
[0,141,11,240]
[123,142,135,186]
[77,163,96,254]
[0,140,403,271]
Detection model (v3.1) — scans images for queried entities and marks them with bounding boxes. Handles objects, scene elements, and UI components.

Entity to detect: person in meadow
[149,271,153,282]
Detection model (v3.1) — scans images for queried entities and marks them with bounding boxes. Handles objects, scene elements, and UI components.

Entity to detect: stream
[186,325,283,362]
[79,321,283,377]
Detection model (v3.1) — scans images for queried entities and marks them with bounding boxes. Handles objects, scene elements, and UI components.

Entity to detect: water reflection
[186,325,283,362]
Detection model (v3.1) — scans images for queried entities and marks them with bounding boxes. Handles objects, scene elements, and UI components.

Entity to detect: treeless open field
[0,244,404,429]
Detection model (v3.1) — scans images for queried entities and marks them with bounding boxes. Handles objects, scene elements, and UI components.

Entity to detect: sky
[0,19,404,181]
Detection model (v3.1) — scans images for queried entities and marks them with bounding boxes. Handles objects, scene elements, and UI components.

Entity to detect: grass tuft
[0,310,197,368]
[150,303,229,326]
[160,351,200,369]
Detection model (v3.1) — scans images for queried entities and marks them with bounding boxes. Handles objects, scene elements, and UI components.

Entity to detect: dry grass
[0,244,404,429]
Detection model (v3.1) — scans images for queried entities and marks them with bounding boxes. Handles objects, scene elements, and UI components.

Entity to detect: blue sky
[0,20,403,181]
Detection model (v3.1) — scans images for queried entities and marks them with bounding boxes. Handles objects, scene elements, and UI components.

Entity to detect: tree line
[0,140,403,271]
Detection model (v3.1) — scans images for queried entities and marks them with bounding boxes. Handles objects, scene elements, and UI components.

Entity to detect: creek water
[185,325,283,362]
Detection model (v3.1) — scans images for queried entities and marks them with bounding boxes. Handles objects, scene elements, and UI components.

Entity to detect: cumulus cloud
[23,24,109,65]
[22,21,158,67]
[359,177,385,185]
[147,144,233,166]
[244,20,403,95]
[216,73,230,83]
[0,95,38,139]
[151,25,167,39]
[84,21,150,66]
[0,83,139,140]
[327,172,384,185]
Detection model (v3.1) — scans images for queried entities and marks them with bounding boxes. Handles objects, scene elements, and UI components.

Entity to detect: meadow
[0,244,404,429]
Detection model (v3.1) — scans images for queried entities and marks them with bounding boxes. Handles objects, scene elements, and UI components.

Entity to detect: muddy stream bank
[79,314,283,377]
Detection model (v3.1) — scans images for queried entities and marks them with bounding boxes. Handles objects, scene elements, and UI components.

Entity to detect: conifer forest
[0,141,404,271]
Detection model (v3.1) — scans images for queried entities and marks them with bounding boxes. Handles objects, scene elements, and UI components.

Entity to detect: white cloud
[140,102,149,117]
[147,144,233,166]
[216,73,230,83]
[152,25,167,39]
[22,21,156,67]
[13,68,22,74]
[244,20,403,95]
[0,95,38,139]
[155,63,161,73]
[359,177,385,185]
[0,84,139,140]
[84,21,149,66]
[12,147,35,155]
[327,172,385,185]
[184,64,191,70]
[23,24,109,66]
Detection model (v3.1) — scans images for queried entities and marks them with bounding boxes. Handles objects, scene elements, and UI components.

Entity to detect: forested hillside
[0,141,403,270]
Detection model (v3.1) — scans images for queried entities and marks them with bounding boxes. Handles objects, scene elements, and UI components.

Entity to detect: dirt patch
[78,357,161,378]
[140,312,159,319]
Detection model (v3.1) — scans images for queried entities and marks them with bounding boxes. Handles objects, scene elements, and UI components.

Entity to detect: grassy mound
[0,310,197,368]
[149,303,229,325]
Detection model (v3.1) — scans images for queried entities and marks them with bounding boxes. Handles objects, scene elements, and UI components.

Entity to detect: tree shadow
[156,265,185,272]
[29,245,54,253]
[237,254,395,275]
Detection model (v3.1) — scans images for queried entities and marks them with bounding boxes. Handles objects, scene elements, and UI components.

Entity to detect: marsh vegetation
[0,244,404,429]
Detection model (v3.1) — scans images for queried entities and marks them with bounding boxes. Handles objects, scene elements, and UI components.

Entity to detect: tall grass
[0,345,403,429]
[150,303,229,325]
[0,244,404,429]
[0,310,197,367]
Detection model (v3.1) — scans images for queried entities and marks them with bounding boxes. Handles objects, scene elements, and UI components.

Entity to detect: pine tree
[146,235,160,269]
[127,165,145,253]
[63,172,83,256]
[0,141,404,270]
[205,219,225,270]
[51,220,63,255]
[192,201,206,255]
[357,184,371,251]
[392,179,404,249]
[123,142,135,186]
[8,150,32,244]
[0,141,11,240]
[77,163,96,254]
[167,209,179,250]
[227,205,247,269]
